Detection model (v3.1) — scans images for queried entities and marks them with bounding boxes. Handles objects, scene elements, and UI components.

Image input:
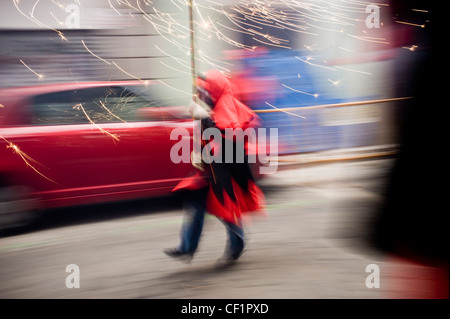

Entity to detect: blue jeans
[178,189,244,259]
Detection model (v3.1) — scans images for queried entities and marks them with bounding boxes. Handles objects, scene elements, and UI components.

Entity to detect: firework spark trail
[347,34,390,45]
[82,40,153,86]
[154,44,192,70]
[138,1,189,43]
[157,80,193,97]
[50,0,65,10]
[248,27,291,46]
[295,56,336,71]
[73,104,120,142]
[14,0,394,116]
[252,36,291,49]
[395,20,426,28]
[81,40,112,65]
[50,11,65,27]
[328,78,344,86]
[82,39,165,89]
[142,14,190,51]
[264,102,306,119]
[196,50,232,73]
[192,0,210,28]
[206,16,255,50]
[169,0,184,12]
[108,0,122,16]
[0,136,57,184]
[117,0,139,11]
[194,4,261,49]
[159,61,192,75]
[335,65,372,75]
[30,0,40,18]
[215,21,255,37]
[158,7,191,34]
[282,83,318,98]
[20,59,44,79]
[219,1,321,47]
[97,100,129,124]
[13,0,67,41]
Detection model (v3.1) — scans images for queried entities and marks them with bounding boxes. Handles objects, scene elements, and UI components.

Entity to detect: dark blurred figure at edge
[368,2,448,298]
[164,69,265,267]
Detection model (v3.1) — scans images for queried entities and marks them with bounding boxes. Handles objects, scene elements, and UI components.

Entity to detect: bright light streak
[81,40,112,65]
[13,0,67,41]
[395,20,426,28]
[1,136,57,184]
[304,44,319,51]
[265,102,306,119]
[97,101,128,124]
[335,65,372,75]
[328,78,344,86]
[154,44,191,70]
[160,61,192,76]
[295,56,336,71]
[157,80,193,96]
[30,0,40,18]
[50,11,64,27]
[402,45,418,52]
[19,59,44,79]
[282,84,318,98]
[347,34,390,45]
[338,46,353,52]
[108,0,122,16]
[73,104,120,142]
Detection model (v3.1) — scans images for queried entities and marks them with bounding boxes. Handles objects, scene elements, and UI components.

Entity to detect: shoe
[163,248,194,264]
[215,254,238,269]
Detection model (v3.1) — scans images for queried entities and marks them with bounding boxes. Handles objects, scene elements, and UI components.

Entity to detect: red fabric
[206,179,266,225]
[198,69,260,130]
[172,171,208,193]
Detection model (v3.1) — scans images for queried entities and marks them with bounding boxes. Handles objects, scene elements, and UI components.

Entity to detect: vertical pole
[188,0,197,99]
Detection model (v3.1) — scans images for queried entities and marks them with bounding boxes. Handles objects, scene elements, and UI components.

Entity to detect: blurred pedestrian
[164,69,265,267]
[368,2,448,298]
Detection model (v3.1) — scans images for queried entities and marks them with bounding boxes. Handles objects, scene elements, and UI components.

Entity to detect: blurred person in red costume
[164,69,266,267]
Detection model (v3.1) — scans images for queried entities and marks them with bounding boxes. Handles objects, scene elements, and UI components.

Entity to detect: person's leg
[178,194,205,254]
[215,219,244,268]
[225,220,245,259]
[165,188,207,260]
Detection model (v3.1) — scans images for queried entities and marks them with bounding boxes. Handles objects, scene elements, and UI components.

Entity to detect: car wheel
[0,185,39,231]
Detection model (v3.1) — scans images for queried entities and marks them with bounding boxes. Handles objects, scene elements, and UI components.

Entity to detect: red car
[0,81,197,229]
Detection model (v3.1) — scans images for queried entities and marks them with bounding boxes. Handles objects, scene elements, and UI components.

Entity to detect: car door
[15,84,193,207]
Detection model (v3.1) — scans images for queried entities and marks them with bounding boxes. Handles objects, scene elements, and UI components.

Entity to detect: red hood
[199,69,260,130]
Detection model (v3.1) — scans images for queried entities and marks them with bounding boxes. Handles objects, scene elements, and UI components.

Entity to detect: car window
[32,90,90,125]
[72,86,154,123]
[30,85,173,125]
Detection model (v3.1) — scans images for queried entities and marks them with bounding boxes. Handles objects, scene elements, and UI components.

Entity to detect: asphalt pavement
[0,156,395,299]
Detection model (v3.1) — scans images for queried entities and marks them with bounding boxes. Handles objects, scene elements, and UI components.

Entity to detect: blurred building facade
[1,0,430,153]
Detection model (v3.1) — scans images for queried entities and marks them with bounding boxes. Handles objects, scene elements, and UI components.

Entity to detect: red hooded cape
[173,70,265,225]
